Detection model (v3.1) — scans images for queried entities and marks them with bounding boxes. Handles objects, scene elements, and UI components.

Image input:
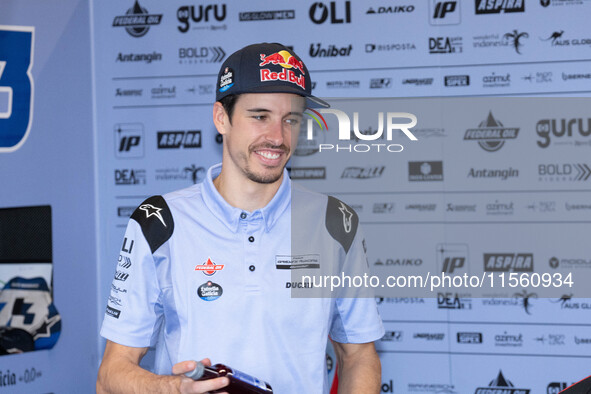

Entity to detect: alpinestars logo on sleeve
[139,204,166,226]
[338,202,353,233]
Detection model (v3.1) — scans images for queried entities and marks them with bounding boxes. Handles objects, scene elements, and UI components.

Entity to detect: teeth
[257,151,280,159]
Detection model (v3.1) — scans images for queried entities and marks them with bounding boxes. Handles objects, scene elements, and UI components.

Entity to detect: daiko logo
[304,108,417,153]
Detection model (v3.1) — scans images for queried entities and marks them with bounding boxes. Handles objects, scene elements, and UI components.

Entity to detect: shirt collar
[201,163,291,233]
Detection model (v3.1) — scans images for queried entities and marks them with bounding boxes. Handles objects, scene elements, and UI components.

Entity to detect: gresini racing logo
[139,204,166,226]
[305,108,417,153]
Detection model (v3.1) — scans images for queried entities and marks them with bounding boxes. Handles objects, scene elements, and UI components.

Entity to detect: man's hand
[174,358,230,394]
[97,340,230,394]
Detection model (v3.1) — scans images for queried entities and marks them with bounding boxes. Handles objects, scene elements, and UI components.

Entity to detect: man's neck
[212,169,283,212]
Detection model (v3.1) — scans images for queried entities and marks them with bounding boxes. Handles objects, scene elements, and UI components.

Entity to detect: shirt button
[248,236,255,242]
[249,265,255,272]
[240,212,247,219]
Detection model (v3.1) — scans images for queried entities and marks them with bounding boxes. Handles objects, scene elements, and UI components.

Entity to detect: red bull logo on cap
[259,50,305,75]
[259,50,306,90]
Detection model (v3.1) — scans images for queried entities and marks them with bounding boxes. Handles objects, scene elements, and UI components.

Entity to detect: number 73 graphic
[0,25,34,153]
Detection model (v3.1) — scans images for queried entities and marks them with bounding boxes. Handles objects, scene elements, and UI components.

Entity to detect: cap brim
[221,84,330,108]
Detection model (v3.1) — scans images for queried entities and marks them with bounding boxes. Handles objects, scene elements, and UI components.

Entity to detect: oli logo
[309,1,351,24]
[194,258,224,276]
[304,108,417,153]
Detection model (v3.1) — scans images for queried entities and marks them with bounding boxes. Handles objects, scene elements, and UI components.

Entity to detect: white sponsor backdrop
[93,1,591,392]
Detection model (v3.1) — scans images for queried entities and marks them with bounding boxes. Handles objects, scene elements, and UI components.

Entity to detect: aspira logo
[305,108,417,153]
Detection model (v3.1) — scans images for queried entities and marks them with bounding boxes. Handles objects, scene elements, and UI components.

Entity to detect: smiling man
[97,43,384,394]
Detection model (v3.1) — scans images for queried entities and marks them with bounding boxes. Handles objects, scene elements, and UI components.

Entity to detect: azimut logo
[464,112,519,152]
[113,1,162,37]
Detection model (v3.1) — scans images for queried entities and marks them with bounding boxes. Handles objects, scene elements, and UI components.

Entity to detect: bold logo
[474,371,530,394]
[118,254,132,269]
[429,37,463,54]
[0,26,34,153]
[475,0,525,14]
[112,1,162,37]
[430,0,460,25]
[194,258,224,276]
[115,169,146,185]
[239,10,295,21]
[484,253,533,272]
[139,204,166,226]
[538,163,591,181]
[115,123,144,158]
[106,305,121,319]
[464,111,519,152]
[437,244,469,274]
[457,332,483,343]
[157,131,202,149]
[444,75,470,87]
[536,118,591,148]
[178,47,225,64]
[177,4,227,33]
[382,380,394,393]
[504,30,529,54]
[309,1,351,24]
[408,161,443,181]
[197,281,223,301]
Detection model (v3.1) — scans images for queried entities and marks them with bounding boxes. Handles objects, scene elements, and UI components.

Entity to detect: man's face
[218,93,305,184]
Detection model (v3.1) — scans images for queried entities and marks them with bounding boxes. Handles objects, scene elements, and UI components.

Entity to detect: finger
[199,358,212,367]
[181,376,229,393]
[172,360,197,375]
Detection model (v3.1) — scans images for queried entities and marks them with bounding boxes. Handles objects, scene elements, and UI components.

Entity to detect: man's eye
[286,118,300,125]
[252,115,266,120]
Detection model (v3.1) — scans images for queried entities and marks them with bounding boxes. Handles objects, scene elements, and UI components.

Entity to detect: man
[97,43,384,394]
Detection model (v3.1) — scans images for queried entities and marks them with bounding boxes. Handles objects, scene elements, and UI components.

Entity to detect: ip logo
[0,26,34,153]
[429,0,460,25]
[114,123,144,158]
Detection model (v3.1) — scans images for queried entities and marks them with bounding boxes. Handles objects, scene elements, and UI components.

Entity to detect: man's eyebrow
[246,108,271,113]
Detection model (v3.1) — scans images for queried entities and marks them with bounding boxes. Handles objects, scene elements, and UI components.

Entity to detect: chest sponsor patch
[194,257,224,276]
[275,254,320,269]
[198,281,223,301]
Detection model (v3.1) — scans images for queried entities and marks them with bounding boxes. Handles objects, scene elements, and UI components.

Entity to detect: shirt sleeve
[100,218,163,348]
[329,226,385,344]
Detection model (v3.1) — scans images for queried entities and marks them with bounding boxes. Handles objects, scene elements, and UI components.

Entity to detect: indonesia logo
[464,111,519,152]
[194,258,224,276]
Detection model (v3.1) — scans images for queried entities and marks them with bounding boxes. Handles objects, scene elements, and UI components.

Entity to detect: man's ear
[213,101,229,135]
